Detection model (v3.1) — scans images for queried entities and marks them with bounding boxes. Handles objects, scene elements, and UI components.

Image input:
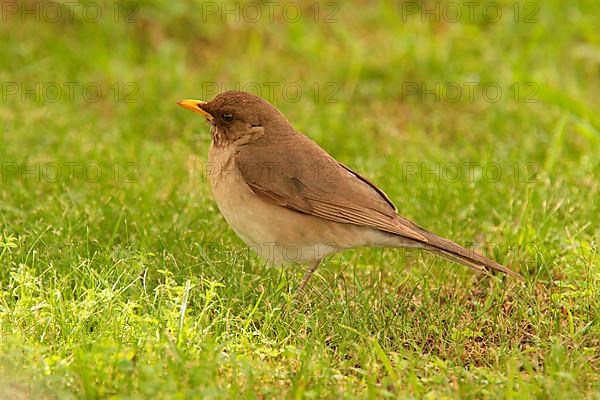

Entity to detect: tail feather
[422,232,523,279]
[385,215,522,279]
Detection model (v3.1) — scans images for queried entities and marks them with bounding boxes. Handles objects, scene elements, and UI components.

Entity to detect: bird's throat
[210,125,228,147]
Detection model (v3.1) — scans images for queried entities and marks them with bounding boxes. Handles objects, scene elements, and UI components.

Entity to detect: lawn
[0,0,599,398]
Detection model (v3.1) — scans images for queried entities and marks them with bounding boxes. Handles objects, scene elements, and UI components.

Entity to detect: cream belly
[206,144,404,265]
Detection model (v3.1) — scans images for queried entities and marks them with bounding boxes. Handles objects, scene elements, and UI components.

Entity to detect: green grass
[1,0,599,398]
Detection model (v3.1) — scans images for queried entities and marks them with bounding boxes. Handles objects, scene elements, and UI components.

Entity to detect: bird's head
[177,90,289,145]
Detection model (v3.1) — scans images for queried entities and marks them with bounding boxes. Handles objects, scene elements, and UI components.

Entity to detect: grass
[0,0,599,398]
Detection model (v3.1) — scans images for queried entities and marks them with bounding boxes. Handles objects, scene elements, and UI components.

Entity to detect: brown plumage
[177,91,522,290]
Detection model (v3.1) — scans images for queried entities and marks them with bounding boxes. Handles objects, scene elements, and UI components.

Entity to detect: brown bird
[177,91,521,291]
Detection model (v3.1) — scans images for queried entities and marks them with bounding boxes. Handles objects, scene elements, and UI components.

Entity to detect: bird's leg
[297,258,322,293]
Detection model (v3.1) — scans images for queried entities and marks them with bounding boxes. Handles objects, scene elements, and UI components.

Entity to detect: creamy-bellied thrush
[177,91,521,291]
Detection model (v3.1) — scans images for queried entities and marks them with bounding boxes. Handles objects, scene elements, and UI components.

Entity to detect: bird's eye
[221,113,233,123]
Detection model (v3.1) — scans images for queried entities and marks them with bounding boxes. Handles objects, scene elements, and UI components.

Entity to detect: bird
[177,91,522,291]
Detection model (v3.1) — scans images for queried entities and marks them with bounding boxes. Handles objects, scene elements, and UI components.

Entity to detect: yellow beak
[177,99,214,122]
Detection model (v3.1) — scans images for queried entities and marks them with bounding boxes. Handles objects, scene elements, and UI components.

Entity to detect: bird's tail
[419,231,523,279]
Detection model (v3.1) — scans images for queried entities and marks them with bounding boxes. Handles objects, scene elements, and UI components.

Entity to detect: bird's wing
[234,134,427,242]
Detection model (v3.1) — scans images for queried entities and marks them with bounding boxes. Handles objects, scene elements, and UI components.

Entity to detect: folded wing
[234,133,428,243]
